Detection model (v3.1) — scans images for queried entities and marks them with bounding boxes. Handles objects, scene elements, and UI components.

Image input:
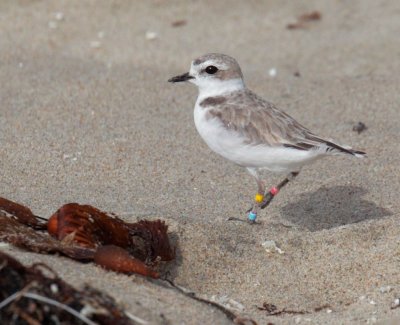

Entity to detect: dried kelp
[48,203,174,262]
[0,251,139,325]
[0,197,46,230]
[0,198,175,278]
[94,245,158,278]
[0,215,95,260]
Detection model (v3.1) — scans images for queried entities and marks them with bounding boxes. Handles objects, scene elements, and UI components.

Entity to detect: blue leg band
[248,211,257,222]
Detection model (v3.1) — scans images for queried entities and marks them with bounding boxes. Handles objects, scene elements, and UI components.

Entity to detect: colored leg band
[248,211,257,221]
[255,193,264,203]
[270,187,279,196]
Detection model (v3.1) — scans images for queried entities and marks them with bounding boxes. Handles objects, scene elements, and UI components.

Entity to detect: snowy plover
[169,53,366,222]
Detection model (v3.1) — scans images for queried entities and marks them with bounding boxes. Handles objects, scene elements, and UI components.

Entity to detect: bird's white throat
[193,78,245,100]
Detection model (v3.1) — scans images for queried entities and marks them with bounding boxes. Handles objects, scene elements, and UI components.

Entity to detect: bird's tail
[324,140,366,158]
[349,149,367,158]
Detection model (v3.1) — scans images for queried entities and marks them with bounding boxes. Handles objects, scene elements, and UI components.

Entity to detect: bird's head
[168,53,245,96]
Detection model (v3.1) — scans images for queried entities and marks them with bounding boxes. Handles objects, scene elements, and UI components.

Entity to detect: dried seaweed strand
[0,282,35,309]
[9,304,42,325]
[162,279,257,325]
[0,198,175,277]
[0,291,96,325]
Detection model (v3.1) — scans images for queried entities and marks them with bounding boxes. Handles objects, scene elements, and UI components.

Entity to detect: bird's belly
[194,107,320,172]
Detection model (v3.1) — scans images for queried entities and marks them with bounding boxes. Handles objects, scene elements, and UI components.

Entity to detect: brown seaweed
[0,197,174,278]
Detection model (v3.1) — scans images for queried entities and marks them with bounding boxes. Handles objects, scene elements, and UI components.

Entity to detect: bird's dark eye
[205,65,218,74]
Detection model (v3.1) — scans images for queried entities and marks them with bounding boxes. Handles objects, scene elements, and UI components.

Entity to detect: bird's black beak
[168,72,194,83]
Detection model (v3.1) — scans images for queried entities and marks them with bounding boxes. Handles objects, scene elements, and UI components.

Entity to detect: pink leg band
[270,187,279,196]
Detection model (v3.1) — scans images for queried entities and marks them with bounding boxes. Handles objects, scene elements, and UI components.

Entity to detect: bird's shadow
[280,185,392,232]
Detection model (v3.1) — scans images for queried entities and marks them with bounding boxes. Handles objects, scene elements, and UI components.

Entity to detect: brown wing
[207,90,314,146]
[206,90,363,156]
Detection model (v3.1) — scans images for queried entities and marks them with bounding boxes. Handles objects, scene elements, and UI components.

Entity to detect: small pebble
[261,240,284,254]
[391,298,400,309]
[352,121,367,134]
[227,298,245,312]
[97,31,105,39]
[50,283,59,294]
[54,12,64,21]
[63,153,78,161]
[326,309,332,313]
[268,68,277,77]
[145,31,158,40]
[369,300,376,305]
[171,19,187,27]
[379,285,392,293]
[210,295,244,312]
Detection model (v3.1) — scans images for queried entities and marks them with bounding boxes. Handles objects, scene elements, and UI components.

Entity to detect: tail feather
[349,149,367,158]
[304,134,366,158]
[325,140,366,158]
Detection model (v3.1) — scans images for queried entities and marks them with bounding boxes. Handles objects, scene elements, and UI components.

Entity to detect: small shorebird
[168,53,366,222]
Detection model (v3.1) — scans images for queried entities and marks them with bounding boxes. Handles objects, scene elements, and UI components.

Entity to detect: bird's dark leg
[260,171,299,209]
[245,168,266,223]
[228,170,299,223]
[227,168,264,223]
[246,176,266,223]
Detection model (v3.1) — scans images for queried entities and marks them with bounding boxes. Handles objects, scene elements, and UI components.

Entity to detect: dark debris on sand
[0,251,138,325]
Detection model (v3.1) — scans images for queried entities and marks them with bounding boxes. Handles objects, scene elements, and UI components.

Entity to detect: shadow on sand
[281,185,392,232]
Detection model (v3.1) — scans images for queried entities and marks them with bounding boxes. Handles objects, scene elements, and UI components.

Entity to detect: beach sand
[1,1,400,324]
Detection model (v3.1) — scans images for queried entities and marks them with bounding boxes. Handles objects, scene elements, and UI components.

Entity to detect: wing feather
[206,90,365,156]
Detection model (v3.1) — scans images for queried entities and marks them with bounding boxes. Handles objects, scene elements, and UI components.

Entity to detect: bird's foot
[231,188,279,224]
[248,211,257,222]
[227,214,261,224]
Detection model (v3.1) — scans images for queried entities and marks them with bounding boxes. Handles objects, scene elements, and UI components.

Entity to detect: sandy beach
[1,1,400,324]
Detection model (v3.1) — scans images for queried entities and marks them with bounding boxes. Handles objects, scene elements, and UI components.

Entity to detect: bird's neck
[196,78,245,100]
